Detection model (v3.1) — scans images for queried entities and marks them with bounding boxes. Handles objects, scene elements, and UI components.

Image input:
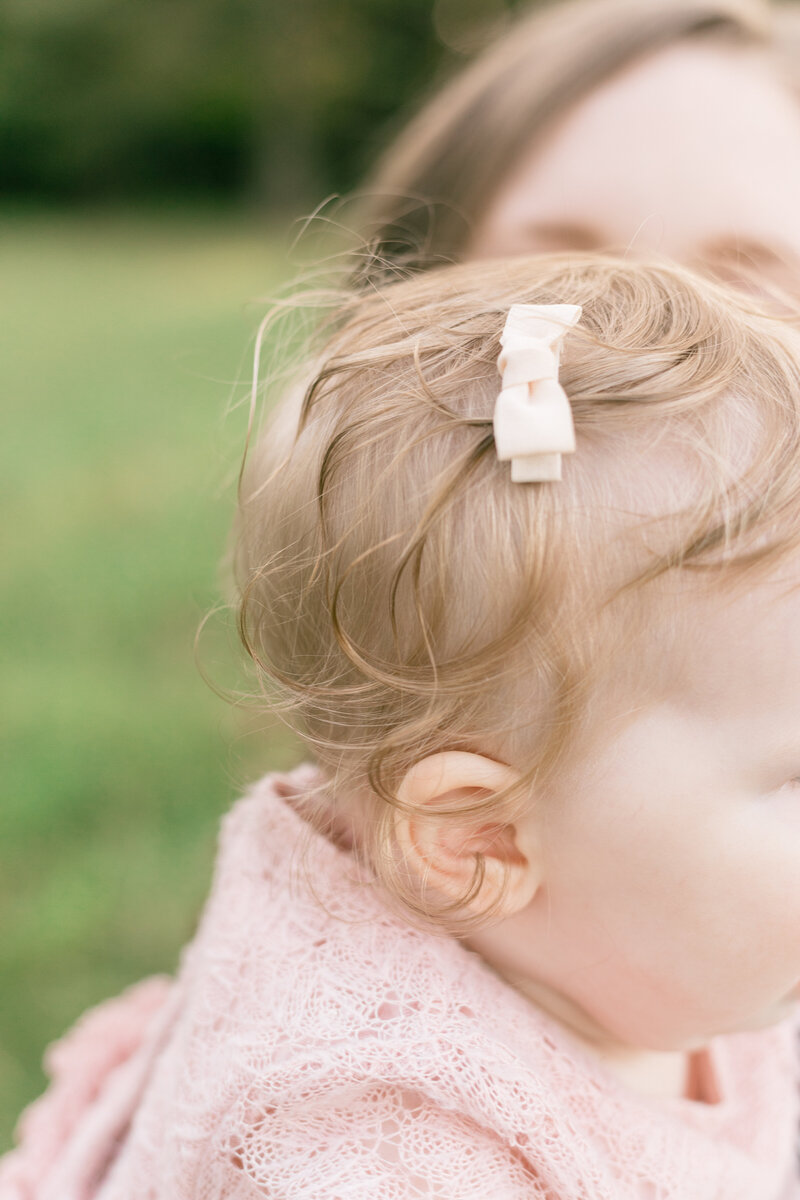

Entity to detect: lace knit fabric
[2,766,799,1200]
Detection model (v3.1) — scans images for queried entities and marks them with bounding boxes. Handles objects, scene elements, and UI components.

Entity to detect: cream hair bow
[493,303,582,482]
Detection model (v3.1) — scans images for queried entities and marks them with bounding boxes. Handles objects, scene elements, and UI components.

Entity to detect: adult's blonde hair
[235,254,800,926]
[361,0,800,269]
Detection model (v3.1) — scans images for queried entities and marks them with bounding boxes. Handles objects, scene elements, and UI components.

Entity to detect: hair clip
[493,303,582,482]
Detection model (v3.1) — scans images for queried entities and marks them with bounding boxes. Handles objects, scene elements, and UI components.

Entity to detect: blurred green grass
[0,209,302,1150]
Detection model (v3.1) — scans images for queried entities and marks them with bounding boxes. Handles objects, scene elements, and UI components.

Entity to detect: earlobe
[394,752,541,920]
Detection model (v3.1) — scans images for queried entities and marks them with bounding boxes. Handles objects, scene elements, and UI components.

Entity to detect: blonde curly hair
[235,253,800,925]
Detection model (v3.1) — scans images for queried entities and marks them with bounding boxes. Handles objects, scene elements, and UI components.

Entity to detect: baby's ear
[394,752,541,920]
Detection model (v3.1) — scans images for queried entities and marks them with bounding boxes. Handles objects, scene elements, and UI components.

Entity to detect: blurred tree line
[0,0,525,208]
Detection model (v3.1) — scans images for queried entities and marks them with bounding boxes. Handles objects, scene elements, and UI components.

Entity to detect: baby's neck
[473,962,702,1103]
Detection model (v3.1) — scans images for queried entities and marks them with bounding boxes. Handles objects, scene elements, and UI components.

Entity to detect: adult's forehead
[474,39,800,261]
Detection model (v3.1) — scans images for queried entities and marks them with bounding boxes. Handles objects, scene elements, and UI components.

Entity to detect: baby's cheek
[712,805,800,961]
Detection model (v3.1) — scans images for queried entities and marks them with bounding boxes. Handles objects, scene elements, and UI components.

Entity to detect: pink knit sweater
[2,766,798,1199]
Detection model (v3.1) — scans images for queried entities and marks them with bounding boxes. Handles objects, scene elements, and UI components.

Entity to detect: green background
[1,211,301,1148]
[1,0,519,207]
[1,0,529,1153]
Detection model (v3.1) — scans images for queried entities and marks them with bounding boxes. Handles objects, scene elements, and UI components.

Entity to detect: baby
[3,253,800,1198]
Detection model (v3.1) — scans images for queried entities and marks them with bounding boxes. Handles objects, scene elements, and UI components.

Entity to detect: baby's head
[236,254,800,1052]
